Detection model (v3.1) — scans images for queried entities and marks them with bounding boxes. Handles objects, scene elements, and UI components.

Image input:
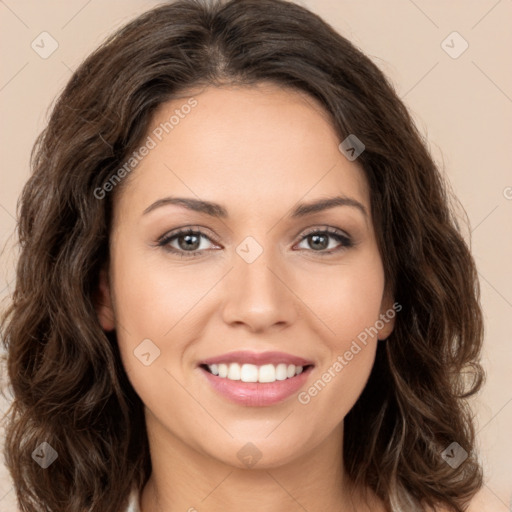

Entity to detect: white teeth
[240,364,258,383]
[275,363,287,381]
[227,362,241,380]
[205,362,306,383]
[259,364,276,383]
[218,364,228,378]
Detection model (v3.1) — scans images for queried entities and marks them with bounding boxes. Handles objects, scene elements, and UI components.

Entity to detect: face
[96,83,395,469]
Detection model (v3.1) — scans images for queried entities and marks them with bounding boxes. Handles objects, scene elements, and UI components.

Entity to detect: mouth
[197,352,315,407]
[199,362,314,383]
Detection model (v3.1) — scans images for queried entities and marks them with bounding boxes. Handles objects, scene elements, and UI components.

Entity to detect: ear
[94,266,116,332]
[377,289,398,341]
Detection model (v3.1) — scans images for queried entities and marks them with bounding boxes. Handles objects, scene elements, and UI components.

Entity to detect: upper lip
[199,351,314,367]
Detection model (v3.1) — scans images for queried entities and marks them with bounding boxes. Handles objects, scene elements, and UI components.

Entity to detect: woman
[1,0,485,510]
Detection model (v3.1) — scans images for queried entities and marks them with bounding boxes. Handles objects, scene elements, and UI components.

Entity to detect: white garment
[125,486,141,512]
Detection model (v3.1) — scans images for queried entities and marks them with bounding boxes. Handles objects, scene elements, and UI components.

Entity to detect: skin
[96,83,395,512]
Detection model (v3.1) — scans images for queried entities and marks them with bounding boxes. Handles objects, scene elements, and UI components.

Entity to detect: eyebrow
[142,195,368,219]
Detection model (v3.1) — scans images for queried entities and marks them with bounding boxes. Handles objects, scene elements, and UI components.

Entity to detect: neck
[139,411,383,512]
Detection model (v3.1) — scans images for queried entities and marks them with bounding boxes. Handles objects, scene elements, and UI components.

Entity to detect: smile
[203,362,306,383]
[199,363,313,407]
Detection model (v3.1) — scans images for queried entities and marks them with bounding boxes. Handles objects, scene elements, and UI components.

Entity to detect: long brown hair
[1,0,485,510]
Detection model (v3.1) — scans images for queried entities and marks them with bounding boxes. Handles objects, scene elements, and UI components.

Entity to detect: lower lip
[199,366,313,407]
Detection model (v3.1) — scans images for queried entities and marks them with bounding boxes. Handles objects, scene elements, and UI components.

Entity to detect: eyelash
[156,225,354,258]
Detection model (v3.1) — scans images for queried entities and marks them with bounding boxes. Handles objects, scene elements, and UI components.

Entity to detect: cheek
[299,342,377,439]
[108,252,187,390]
[111,251,208,341]
[294,254,384,415]
[297,255,385,346]
[298,275,383,427]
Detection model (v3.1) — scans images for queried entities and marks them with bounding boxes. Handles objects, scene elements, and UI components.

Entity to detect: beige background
[1,1,511,510]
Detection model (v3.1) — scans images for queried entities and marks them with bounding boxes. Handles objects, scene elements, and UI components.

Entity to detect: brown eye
[296,228,353,255]
[157,228,218,258]
[175,232,202,251]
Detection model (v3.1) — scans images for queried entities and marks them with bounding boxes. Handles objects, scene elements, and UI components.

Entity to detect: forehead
[114,84,370,223]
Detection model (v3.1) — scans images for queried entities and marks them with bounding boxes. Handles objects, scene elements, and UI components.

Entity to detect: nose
[220,245,299,333]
